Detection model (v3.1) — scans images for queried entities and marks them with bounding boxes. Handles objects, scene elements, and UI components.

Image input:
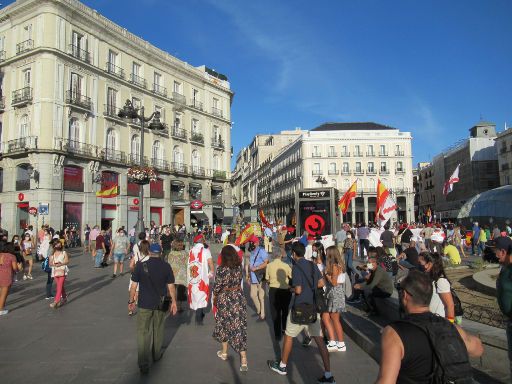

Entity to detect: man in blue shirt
[268,242,336,383]
[472,222,481,256]
[245,235,269,321]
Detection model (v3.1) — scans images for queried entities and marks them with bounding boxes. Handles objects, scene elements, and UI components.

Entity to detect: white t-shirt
[429,277,451,317]
[304,244,313,261]
[337,272,346,285]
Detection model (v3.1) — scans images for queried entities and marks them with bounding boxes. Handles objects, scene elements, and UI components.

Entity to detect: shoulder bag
[142,261,171,312]
[251,249,266,283]
[435,280,464,317]
[291,261,323,324]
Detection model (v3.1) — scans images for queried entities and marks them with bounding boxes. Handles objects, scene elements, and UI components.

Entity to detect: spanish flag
[338,181,357,214]
[96,185,119,198]
[259,209,271,227]
[235,224,254,246]
[375,179,390,219]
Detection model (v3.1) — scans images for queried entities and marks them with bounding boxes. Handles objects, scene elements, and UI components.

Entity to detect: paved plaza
[0,245,378,384]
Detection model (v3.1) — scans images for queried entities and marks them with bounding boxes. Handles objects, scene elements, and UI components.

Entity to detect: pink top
[0,253,16,287]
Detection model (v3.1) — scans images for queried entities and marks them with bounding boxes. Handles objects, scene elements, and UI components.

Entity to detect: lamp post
[118,99,164,234]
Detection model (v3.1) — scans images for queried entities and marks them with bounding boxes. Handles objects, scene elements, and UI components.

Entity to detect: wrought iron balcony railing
[130,73,147,88]
[12,87,32,106]
[152,84,167,97]
[212,138,225,149]
[128,153,149,166]
[66,90,92,110]
[171,162,188,174]
[327,152,337,157]
[211,106,223,118]
[105,62,125,79]
[103,104,124,120]
[212,170,227,180]
[190,133,204,144]
[151,158,170,171]
[312,170,323,176]
[191,166,206,176]
[312,152,322,158]
[191,99,203,110]
[170,126,187,140]
[328,169,339,175]
[68,44,91,63]
[172,92,186,105]
[3,136,38,154]
[102,148,127,164]
[16,39,33,55]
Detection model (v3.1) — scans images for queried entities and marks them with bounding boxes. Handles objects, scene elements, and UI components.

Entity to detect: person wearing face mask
[352,255,393,315]
[417,252,455,322]
[111,228,129,278]
[342,231,357,281]
[21,233,34,280]
[49,241,69,308]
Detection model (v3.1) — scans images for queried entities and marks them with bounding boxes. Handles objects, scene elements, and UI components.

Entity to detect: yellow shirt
[444,244,461,265]
[265,259,292,289]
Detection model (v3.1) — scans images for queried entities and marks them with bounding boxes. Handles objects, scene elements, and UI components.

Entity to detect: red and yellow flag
[338,181,357,214]
[375,179,390,218]
[259,209,271,227]
[235,224,254,245]
[96,185,119,198]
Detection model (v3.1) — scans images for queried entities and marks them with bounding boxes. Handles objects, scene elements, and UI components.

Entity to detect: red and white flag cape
[376,179,398,227]
[187,243,212,310]
[443,164,460,196]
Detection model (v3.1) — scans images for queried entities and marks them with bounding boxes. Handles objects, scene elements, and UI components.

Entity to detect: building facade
[233,122,415,226]
[0,0,233,235]
[417,122,499,220]
[496,126,512,186]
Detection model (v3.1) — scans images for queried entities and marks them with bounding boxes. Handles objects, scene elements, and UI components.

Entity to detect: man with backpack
[376,270,483,384]
[267,242,336,383]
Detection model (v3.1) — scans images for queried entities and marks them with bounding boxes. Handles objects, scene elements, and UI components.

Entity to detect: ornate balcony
[171,162,188,174]
[340,170,351,175]
[103,104,125,122]
[66,90,92,111]
[105,62,125,79]
[12,87,32,107]
[101,148,127,164]
[152,84,167,97]
[3,136,38,155]
[68,44,91,63]
[128,153,149,166]
[312,152,322,158]
[380,169,390,175]
[354,170,364,175]
[16,39,33,55]
[328,169,339,175]
[396,169,405,174]
[340,151,350,157]
[130,73,147,89]
[172,92,186,105]
[54,138,99,158]
[212,138,225,149]
[170,126,187,141]
[312,170,323,176]
[379,152,389,157]
[191,166,206,176]
[190,132,204,145]
[367,169,377,175]
[191,99,203,110]
[212,106,223,118]
[151,158,170,171]
[212,170,227,180]
[395,151,404,156]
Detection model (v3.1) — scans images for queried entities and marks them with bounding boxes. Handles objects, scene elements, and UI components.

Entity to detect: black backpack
[398,314,473,384]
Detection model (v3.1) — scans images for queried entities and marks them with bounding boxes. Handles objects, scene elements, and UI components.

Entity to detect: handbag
[143,262,171,312]
[435,280,464,317]
[290,261,320,324]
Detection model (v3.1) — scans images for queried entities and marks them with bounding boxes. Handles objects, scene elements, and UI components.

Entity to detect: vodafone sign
[190,200,203,210]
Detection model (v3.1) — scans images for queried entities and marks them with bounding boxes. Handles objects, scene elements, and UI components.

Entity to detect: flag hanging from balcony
[338,181,357,215]
[96,184,119,198]
[375,179,397,226]
[443,164,460,196]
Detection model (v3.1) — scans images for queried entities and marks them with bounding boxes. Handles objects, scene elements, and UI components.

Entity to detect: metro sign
[190,200,203,210]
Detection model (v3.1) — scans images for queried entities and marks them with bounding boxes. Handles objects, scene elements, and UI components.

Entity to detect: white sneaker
[326,341,338,352]
[27,275,33,280]
[23,275,27,280]
[0,309,9,315]
[337,342,347,352]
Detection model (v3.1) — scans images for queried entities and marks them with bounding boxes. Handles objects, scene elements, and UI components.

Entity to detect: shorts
[113,253,125,263]
[23,254,33,262]
[284,310,321,338]
[91,240,96,249]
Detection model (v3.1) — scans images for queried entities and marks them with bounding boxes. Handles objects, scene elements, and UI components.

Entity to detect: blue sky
[8,0,512,166]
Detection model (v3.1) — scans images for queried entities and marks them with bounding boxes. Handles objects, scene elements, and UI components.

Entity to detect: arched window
[68,118,80,147]
[106,128,116,150]
[152,140,161,160]
[173,146,183,164]
[131,135,140,162]
[20,114,29,137]
[192,150,200,169]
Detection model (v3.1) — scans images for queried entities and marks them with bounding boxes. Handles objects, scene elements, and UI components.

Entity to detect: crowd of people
[0,218,510,383]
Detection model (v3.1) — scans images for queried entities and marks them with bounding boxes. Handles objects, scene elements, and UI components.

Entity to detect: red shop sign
[133,198,139,205]
[18,193,25,201]
[190,200,203,210]
[28,207,38,216]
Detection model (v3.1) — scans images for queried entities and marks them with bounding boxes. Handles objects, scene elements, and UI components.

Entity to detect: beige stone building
[0,0,233,235]
[496,126,512,186]
[233,122,415,225]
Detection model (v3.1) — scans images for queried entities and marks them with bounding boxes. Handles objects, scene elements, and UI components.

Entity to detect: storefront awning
[189,182,202,189]
[191,211,208,221]
[211,185,223,191]
[171,180,184,186]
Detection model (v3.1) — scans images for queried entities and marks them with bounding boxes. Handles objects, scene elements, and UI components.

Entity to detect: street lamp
[118,99,164,234]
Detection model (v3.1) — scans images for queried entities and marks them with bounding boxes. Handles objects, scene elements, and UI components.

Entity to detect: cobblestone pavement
[0,245,379,384]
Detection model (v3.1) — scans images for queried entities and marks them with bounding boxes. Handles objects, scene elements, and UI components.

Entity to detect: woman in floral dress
[212,245,248,371]
[167,240,188,311]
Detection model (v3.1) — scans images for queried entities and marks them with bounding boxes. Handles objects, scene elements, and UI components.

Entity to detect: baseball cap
[149,243,162,253]
[248,235,260,243]
[193,234,204,243]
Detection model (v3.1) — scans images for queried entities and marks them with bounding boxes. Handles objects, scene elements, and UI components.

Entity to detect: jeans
[363,286,391,312]
[344,248,354,278]
[359,239,370,260]
[268,287,292,339]
[46,271,54,298]
[95,250,104,267]
[137,308,166,369]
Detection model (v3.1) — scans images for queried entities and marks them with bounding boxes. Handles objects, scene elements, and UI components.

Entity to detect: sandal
[240,358,248,372]
[216,351,228,361]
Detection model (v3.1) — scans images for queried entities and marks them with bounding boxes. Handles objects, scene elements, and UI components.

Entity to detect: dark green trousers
[137,308,166,369]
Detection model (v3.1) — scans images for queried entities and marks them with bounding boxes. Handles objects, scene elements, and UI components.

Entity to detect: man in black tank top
[375,270,483,384]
